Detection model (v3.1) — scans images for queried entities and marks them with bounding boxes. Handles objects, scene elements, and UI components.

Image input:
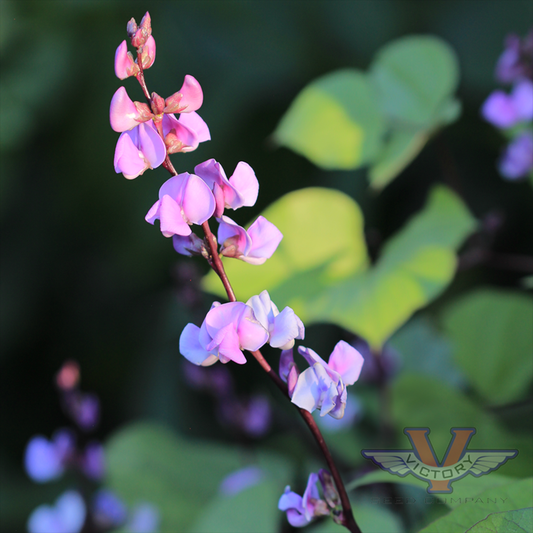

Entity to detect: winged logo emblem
[362,428,518,493]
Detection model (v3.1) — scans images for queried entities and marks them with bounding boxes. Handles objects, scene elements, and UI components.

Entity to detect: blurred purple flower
[495,30,533,84]
[241,394,272,438]
[81,441,106,480]
[92,489,128,529]
[219,466,264,496]
[24,430,74,483]
[27,490,86,533]
[482,80,533,129]
[125,503,160,533]
[499,131,533,180]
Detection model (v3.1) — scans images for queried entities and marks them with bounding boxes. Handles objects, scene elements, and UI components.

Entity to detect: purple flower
[145,173,216,237]
[219,466,264,496]
[114,121,166,179]
[161,112,210,154]
[194,159,259,217]
[499,131,533,180]
[217,216,283,265]
[81,441,106,480]
[24,430,74,483]
[289,341,364,419]
[315,393,362,433]
[92,489,128,529]
[241,394,272,438]
[278,472,330,528]
[481,80,533,129]
[495,31,533,84]
[27,490,86,533]
[172,232,205,257]
[245,290,304,349]
[125,503,160,533]
[179,301,269,366]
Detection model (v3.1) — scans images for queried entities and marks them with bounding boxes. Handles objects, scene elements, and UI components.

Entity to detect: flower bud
[126,18,138,39]
[131,12,152,48]
[318,470,341,509]
[114,40,139,80]
[140,35,156,69]
[151,92,165,115]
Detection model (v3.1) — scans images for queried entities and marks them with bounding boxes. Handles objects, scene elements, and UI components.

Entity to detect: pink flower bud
[126,18,138,39]
[140,35,156,69]
[114,40,139,80]
[131,12,152,48]
[164,75,204,114]
[110,87,141,132]
[151,92,165,115]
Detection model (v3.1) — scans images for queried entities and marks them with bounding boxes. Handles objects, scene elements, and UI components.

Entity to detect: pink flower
[162,112,211,154]
[113,121,166,179]
[139,35,156,69]
[194,159,259,217]
[114,41,139,80]
[164,75,204,114]
[110,87,152,132]
[145,173,215,236]
[245,290,304,349]
[218,215,283,265]
[289,342,364,419]
[179,301,269,366]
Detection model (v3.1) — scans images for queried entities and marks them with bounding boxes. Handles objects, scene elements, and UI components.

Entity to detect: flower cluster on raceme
[109,12,366,532]
[481,30,533,180]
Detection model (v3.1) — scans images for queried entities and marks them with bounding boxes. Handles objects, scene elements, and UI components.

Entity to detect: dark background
[1,1,532,530]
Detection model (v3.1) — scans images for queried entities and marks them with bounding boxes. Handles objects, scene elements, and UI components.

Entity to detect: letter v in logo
[404,428,475,492]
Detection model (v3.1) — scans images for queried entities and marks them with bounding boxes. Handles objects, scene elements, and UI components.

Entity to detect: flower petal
[110,87,140,132]
[328,340,364,386]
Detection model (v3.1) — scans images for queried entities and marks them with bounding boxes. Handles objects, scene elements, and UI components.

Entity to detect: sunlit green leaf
[369,128,430,190]
[466,508,533,533]
[370,35,460,127]
[442,289,533,405]
[419,478,533,533]
[274,69,386,169]
[203,186,475,348]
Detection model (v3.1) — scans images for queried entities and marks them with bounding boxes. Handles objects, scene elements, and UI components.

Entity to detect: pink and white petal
[137,122,166,169]
[114,132,148,179]
[180,324,217,366]
[157,195,191,237]
[228,162,259,208]
[270,307,302,349]
[205,302,245,336]
[143,36,156,69]
[177,75,203,113]
[158,173,188,201]
[328,341,364,386]
[237,306,269,351]
[110,87,140,132]
[291,367,321,413]
[297,346,328,370]
[217,326,247,365]
[247,216,283,260]
[181,175,216,224]
[114,41,130,80]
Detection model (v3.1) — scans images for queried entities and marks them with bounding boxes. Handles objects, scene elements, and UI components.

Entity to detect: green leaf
[418,478,533,533]
[370,36,460,127]
[274,69,386,169]
[105,422,243,532]
[389,374,531,479]
[203,186,475,349]
[369,128,430,190]
[188,479,280,533]
[441,289,533,405]
[348,470,515,509]
[466,508,533,533]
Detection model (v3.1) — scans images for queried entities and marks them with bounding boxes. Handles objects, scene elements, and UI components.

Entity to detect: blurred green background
[1,1,532,532]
